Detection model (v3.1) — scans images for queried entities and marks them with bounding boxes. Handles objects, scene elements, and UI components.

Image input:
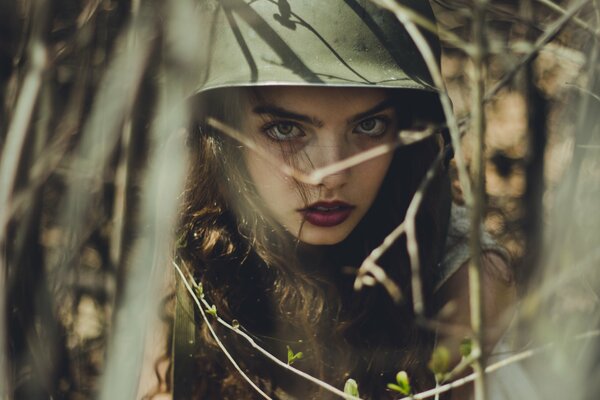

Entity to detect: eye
[354,117,388,137]
[263,121,305,141]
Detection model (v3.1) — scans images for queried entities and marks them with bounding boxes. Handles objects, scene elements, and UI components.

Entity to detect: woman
[140,1,516,399]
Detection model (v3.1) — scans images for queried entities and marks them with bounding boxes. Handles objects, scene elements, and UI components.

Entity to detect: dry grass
[1,0,599,398]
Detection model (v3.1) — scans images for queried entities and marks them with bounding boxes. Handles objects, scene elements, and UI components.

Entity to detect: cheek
[244,150,297,206]
[356,153,394,195]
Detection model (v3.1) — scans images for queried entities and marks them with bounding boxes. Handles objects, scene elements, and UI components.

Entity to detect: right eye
[263,122,305,141]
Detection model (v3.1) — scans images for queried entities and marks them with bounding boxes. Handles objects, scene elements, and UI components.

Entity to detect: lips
[299,201,355,227]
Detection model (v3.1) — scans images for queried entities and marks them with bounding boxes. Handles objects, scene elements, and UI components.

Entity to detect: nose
[319,168,349,191]
[308,136,351,191]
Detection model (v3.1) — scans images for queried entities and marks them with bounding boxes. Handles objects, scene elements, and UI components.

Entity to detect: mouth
[298,201,355,227]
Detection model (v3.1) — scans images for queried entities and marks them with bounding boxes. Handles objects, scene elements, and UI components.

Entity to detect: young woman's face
[243,86,399,245]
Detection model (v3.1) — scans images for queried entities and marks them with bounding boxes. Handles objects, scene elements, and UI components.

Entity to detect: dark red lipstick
[299,201,355,227]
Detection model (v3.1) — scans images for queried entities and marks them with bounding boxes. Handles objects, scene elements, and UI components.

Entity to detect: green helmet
[194,0,440,94]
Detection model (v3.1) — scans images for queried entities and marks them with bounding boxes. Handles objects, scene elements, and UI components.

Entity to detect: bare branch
[355,255,404,303]
[566,83,600,103]
[173,262,363,400]
[373,1,471,52]
[486,0,591,101]
[394,330,600,400]
[0,26,47,400]
[469,0,490,398]
[208,118,437,186]
[172,263,273,399]
[405,149,446,314]
[535,0,599,36]
[372,0,474,208]
[0,42,46,241]
[354,146,446,309]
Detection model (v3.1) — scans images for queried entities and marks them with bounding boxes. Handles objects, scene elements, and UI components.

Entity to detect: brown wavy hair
[172,86,451,399]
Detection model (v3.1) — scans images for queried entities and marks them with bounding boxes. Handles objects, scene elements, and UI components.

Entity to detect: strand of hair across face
[172,261,363,400]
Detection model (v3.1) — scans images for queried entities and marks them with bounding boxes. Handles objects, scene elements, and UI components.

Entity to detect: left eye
[263,122,305,141]
[354,117,388,137]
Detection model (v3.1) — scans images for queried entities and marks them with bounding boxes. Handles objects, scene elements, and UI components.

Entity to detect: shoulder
[434,203,513,292]
[434,204,517,354]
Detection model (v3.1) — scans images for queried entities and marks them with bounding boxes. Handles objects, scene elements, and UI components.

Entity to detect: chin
[297,226,353,246]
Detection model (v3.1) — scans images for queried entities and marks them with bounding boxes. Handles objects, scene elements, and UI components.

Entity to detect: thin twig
[524,247,600,313]
[394,330,600,400]
[451,0,591,139]
[405,148,445,314]
[57,8,153,264]
[0,42,46,242]
[0,40,46,399]
[549,0,600,278]
[172,263,272,399]
[395,347,538,400]
[172,261,362,400]
[485,0,591,101]
[441,354,479,384]
[97,6,177,399]
[535,0,598,36]
[311,127,437,183]
[354,146,445,306]
[373,1,471,52]
[469,0,490,398]
[109,0,141,269]
[372,0,474,209]
[76,0,102,28]
[566,83,600,103]
[207,118,437,186]
[355,255,404,303]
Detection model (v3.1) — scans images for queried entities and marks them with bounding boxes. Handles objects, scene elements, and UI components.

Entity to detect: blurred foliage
[1,0,599,399]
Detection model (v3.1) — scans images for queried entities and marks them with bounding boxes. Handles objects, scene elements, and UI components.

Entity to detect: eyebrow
[253,105,323,127]
[348,98,395,123]
[252,98,395,127]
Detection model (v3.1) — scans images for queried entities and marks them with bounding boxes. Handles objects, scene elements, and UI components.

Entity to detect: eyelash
[261,121,305,141]
[260,115,392,142]
[353,116,390,138]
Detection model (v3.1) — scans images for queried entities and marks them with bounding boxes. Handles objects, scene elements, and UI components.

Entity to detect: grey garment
[434,204,540,400]
[487,338,541,400]
[434,203,511,292]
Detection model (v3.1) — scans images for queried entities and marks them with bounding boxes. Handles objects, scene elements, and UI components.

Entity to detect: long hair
[174,86,451,399]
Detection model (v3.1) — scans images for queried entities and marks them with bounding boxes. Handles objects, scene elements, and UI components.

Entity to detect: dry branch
[405,148,446,314]
[173,261,363,400]
[485,0,591,101]
[468,0,489,398]
[372,0,474,208]
[173,263,272,399]
[394,330,600,400]
[535,0,598,36]
[0,11,48,396]
[208,118,437,187]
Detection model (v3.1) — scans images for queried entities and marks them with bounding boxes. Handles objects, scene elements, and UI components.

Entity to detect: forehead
[249,86,390,118]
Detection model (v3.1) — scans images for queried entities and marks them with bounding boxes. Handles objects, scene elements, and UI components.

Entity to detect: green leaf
[194,282,204,299]
[205,304,217,317]
[286,345,303,365]
[344,378,359,397]
[387,383,406,394]
[395,371,411,395]
[460,337,473,357]
[428,346,450,375]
